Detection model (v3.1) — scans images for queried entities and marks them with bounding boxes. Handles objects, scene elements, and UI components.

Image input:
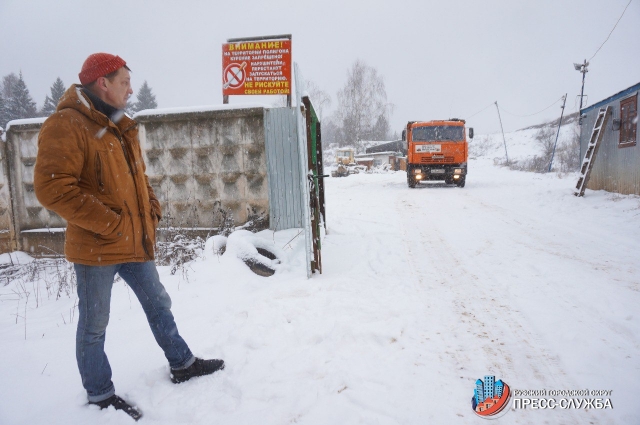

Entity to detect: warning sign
[222,39,292,96]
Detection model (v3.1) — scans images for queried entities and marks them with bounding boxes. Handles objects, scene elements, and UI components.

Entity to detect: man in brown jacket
[34,53,224,420]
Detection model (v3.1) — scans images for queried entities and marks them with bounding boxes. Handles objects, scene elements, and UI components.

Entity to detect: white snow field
[1,129,639,424]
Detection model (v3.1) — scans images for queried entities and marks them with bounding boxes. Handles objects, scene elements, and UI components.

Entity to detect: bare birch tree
[334,60,393,148]
[305,80,331,121]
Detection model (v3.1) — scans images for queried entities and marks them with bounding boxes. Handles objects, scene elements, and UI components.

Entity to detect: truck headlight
[453,175,460,179]
[454,168,462,174]
[415,174,423,180]
[413,169,422,175]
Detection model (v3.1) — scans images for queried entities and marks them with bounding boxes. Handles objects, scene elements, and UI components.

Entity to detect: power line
[589,0,633,62]
[465,102,495,120]
[497,96,565,118]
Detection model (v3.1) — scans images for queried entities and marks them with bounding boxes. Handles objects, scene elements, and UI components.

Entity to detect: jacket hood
[56,84,136,133]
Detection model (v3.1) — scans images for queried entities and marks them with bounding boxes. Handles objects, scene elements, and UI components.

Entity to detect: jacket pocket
[94,151,111,195]
[94,209,127,246]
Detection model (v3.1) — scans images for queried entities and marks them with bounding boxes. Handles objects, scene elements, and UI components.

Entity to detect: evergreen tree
[41,77,66,116]
[1,73,19,99]
[4,72,37,127]
[125,100,135,117]
[131,81,158,114]
[0,91,6,131]
[1,74,18,128]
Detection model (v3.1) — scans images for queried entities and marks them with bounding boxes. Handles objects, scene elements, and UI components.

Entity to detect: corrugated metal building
[579,82,639,195]
[366,140,407,156]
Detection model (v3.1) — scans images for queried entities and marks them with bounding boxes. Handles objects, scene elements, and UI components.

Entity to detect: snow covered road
[321,158,639,424]
[1,158,638,424]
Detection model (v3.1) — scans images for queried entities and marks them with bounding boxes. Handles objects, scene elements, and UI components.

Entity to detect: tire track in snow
[458,186,640,371]
[394,189,602,424]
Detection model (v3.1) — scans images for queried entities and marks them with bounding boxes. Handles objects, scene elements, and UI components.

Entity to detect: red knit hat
[79,53,127,85]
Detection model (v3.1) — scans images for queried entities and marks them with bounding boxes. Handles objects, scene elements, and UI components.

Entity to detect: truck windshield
[412,126,464,141]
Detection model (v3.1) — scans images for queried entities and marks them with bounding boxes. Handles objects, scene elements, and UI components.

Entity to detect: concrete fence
[137,106,269,230]
[1,105,302,256]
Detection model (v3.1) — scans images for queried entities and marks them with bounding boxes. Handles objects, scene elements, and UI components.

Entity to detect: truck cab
[403,119,472,188]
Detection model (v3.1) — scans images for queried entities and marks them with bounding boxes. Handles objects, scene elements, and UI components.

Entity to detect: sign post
[222,34,292,105]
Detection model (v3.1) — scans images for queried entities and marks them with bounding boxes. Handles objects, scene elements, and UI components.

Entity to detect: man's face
[103,68,133,110]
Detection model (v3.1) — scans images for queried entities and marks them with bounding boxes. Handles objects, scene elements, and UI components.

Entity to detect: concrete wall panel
[1,106,274,255]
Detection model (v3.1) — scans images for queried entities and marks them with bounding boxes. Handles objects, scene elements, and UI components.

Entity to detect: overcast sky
[1,0,638,135]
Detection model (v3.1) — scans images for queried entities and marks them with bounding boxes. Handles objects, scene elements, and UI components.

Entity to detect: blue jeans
[74,261,195,402]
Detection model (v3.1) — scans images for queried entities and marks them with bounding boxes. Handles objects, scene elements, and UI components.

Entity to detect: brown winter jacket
[34,85,161,265]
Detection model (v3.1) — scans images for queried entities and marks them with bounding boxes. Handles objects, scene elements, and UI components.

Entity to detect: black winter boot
[170,357,225,384]
[89,395,142,421]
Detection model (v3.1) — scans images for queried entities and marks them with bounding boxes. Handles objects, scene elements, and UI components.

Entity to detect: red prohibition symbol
[223,62,247,89]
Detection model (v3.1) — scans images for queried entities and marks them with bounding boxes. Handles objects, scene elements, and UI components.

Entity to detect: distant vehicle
[331,164,349,178]
[331,148,356,177]
[335,148,355,166]
[403,119,473,188]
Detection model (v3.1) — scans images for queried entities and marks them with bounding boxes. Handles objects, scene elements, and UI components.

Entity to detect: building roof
[355,151,397,157]
[366,140,406,155]
[581,82,640,115]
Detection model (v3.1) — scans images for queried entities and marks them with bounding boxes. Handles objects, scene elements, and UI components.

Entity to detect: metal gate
[263,63,324,277]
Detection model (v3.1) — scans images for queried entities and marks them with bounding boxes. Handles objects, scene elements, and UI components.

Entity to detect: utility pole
[548,94,567,173]
[574,60,589,120]
[494,101,509,165]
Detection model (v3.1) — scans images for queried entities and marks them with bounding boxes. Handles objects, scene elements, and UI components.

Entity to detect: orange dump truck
[402,119,473,188]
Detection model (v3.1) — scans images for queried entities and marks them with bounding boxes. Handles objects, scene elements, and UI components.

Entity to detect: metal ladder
[575,106,611,197]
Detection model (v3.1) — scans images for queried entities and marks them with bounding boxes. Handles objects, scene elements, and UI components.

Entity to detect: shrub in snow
[0,252,75,302]
[555,124,581,172]
[156,232,205,276]
[155,204,268,277]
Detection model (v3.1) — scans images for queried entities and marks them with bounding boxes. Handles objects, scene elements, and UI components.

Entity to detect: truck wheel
[406,171,416,188]
[456,178,466,188]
